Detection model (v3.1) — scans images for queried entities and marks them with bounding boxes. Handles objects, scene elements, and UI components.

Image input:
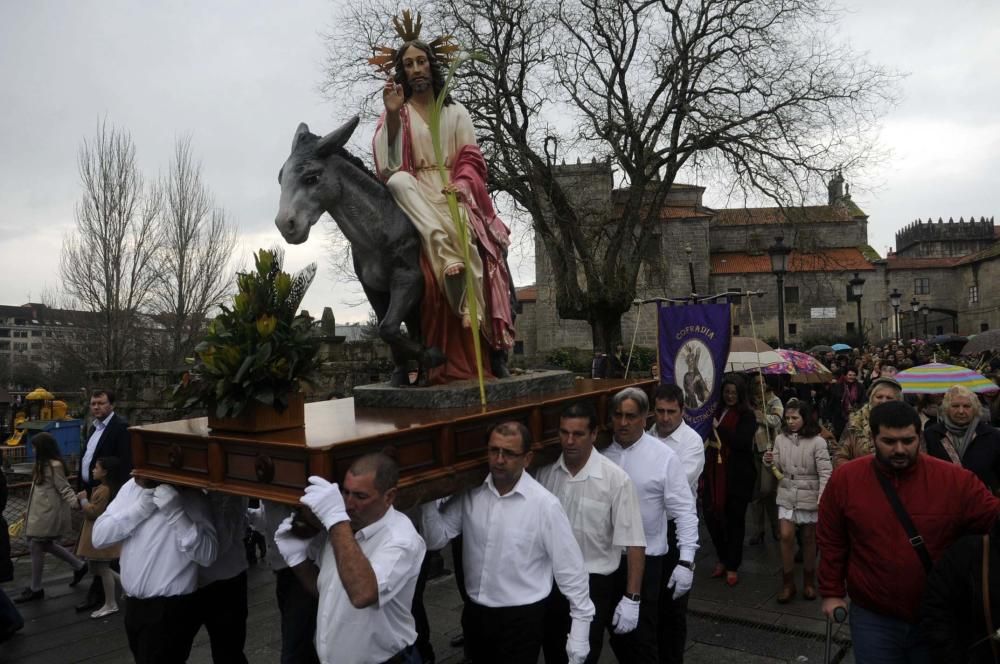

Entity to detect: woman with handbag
[14,432,87,603]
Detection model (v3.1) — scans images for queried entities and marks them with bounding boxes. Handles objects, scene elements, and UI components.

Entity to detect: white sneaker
[91,606,119,619]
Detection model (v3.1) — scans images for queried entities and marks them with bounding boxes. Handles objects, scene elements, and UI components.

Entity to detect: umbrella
[726,337,783,372]
[895,362,999,395]
[808,345,834,354]
[832,343,852,352]
[25,387,54,401]
[962,330,1000,356]
[761,349,834,383]
[926,334,968,348]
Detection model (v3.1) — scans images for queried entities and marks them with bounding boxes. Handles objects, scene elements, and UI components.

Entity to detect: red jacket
[818,453,1000,623]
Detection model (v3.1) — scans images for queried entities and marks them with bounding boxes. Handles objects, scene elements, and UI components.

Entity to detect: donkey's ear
[316,116,361,157]
[292,123,311,151]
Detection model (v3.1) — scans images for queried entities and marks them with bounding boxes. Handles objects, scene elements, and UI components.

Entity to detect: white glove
[152,484,185,524]
[566,618,590,664]
[611,596,640,634]
[273,515,312,567]
[300,476,349,531]
[126,488,157,521]
[667,564,694,599]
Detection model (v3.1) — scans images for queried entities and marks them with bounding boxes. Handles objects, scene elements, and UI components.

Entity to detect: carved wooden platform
[130,378,654,507]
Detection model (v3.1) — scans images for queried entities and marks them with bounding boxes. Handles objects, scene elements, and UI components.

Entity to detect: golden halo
[368,10,459,76]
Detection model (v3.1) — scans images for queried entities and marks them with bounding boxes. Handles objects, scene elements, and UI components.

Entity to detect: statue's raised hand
[383,79,405,114]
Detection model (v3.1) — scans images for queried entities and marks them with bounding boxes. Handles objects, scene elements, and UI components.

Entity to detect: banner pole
[747,291,783,481]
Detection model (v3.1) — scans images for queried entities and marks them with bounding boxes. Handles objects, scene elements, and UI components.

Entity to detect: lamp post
[910,297,920,342]
[921,304,929,338]
[890,288,902,343]
[768,236,792,348]
[849,272,866,346]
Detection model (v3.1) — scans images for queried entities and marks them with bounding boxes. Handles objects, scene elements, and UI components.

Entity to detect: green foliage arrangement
[172,248,319,418]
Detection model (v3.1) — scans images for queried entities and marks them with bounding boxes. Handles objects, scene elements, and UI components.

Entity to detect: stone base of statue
[129,377,654,508]
[353,370,575,409]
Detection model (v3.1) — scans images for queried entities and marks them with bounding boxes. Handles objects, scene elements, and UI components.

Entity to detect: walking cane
[825,605,848,664]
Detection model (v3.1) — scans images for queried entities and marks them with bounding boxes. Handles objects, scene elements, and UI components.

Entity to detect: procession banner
[657,302,732,440]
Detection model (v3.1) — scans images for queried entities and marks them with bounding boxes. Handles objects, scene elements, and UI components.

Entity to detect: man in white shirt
[537,402,647,664]
[92,479,218,664]
[422,421,595,664]
[248,500,321,664]
[274,452,426,664]
[603,387,699,664]
[648,383,704,664]
[195,493,250,664]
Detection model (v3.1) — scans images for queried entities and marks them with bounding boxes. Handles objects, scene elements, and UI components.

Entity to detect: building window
[982,323,990,332]
[0,329,7,337]
[788,323,797,336]
[846,322,856,333]
[914,278,930,294]
[513,340,524,355]
[0,341,8,350]
[784,287,800,304]
[970,286,980,304]
[732,325,741,336]
[936,325,944,335]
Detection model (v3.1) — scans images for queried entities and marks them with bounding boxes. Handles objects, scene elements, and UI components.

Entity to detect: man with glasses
[602,387,699,663]
[422,421,595,664]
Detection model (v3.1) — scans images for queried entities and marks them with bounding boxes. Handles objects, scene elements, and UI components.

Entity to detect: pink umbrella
[760,349,833,383]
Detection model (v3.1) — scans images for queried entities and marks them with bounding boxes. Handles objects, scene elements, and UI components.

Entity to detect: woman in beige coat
[75,456,123,618]
[764,399,832,604]
[15,433,87,604]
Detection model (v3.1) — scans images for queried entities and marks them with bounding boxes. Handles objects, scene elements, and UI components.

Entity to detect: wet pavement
[1,523,852,663]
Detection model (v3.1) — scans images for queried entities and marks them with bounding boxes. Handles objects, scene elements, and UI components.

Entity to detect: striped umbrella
[895,362,999,395]
[726,337,783,372]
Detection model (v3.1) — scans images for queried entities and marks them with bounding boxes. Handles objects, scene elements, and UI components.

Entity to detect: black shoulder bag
[872,460,934,573]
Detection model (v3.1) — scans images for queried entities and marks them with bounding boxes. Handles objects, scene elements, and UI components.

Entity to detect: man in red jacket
[818,400,1000,663]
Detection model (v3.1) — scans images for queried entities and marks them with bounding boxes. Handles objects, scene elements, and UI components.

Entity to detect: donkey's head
[275,116,360,244]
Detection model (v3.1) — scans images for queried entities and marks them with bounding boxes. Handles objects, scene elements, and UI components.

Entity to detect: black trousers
[274,567,320,664]
[462,598,547,664]
[195,571,248,664]
[542,571,617,664]
[608,554,664,664]
[705,496,750,571]
[411,550,436,663]
[124,592,201,664]
[658,520,689,664]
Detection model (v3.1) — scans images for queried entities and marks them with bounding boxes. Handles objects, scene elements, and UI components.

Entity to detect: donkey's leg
[362,285,410,387]
[377,268,433,387]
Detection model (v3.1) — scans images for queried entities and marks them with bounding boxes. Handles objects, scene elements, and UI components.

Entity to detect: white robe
[374,102,486,321]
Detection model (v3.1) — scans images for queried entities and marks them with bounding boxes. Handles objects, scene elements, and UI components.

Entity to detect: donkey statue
[274,117,444,386]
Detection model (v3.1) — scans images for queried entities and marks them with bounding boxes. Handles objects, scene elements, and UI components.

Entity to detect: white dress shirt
[422,471,595,622]
[315,506,426,664]
[649,421,705,498]
[535,450,646,575]
[92,479,218,598]
[81,411,114,484]
[602,433,699,560]
[199,493,249,585]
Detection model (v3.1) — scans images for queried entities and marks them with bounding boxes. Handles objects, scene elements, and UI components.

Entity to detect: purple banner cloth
[657,302,732,440]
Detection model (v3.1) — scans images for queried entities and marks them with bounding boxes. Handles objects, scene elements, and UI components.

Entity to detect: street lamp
[768,236,792,348]
[910,297,920,341]
[849,272,866,346]
[921,304,930,338]
[890,288,902,342]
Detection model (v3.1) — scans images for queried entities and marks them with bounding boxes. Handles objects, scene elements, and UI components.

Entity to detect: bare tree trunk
[59,119,162,371]
[154,136,237,367]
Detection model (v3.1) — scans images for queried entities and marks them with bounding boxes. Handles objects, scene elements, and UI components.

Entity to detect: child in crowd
[76,457,124,618]
[764,399,832,604]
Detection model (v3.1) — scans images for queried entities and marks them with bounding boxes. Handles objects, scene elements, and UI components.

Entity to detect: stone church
[514,161,999,360]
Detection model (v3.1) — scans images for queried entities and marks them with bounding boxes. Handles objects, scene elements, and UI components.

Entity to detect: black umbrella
[961,330,1000,356]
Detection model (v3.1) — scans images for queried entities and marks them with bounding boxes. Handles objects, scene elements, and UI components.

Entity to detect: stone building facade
[514,162,1000,361]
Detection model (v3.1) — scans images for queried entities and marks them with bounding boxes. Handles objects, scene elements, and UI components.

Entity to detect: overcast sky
[1,0,997,323]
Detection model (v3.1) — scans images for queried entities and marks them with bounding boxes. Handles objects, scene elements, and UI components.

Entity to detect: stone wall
[896,217,995,257]
[710,220,868,253]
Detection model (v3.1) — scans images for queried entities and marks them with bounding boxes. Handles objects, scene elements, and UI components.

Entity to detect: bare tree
[153,136,237,366]
[323,0,898,352]
[60,120,162,370]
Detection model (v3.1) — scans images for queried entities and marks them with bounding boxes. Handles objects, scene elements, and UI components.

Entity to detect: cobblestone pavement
[1,522,852,664]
